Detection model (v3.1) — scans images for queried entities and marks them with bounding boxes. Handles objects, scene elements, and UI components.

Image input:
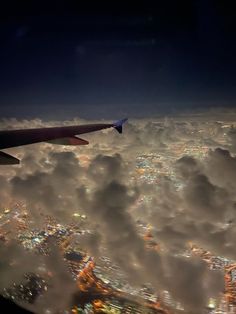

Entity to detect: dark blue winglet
[113,118,128,134]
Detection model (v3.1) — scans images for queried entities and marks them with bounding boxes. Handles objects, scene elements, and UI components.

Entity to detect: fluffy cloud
[0,115,233,313]
[76,158,224,313]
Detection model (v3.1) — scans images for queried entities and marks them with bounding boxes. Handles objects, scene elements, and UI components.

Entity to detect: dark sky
[0,1,236,119]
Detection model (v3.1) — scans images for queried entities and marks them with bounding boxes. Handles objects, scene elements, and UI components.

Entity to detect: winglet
[113,118,128,134]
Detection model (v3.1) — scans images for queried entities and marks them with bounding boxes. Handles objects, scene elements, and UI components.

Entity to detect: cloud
[0,241,42,292]
[32,239,77,314]
[0,115,232,313]
[10,151,82,223]
[205,148,236,192]
[75,152,224,313]
[148,151,236,258]
[162,254,223,313]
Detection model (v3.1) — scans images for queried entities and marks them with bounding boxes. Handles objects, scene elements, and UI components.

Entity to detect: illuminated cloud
[0,114,233,312]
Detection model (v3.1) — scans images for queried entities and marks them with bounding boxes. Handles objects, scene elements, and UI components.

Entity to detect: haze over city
[0,1,236,314]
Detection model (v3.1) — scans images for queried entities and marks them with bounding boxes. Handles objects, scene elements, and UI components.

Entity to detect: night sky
[0,1,236,119]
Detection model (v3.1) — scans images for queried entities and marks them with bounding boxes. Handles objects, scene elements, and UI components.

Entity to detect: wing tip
[113,118,128,134]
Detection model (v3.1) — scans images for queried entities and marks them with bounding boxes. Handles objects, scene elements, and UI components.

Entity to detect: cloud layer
[0,114,235,313]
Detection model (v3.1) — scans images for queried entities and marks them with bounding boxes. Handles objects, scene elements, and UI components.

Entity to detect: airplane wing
[0,118,128,165]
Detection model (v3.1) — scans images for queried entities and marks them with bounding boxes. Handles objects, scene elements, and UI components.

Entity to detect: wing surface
[0,119,128,164]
